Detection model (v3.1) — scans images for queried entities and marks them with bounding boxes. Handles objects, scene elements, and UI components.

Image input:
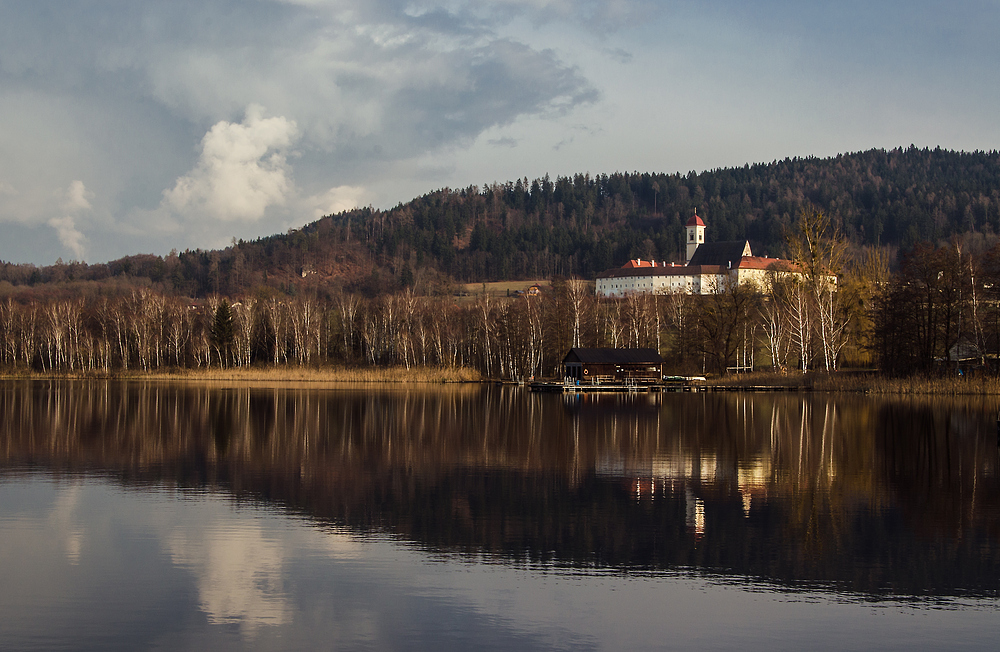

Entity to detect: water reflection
[1,380,999,600]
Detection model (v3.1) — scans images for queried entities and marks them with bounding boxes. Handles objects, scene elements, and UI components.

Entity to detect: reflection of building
[562,348,664,384]
[596,450,778,539]
[595,211,800,297]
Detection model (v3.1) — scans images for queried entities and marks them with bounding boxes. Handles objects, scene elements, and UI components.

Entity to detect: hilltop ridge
[3,146,1000,299]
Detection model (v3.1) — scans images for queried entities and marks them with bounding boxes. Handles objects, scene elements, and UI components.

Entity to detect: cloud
[47,180,92,260]
[163,105,298,223]
[406,0,659,32]
[48,216,87,261]
[5,0,995,265]
[308,185,370,219]
[488,137,518,148]
[603,47,632,64]
[62,180,92,212]
[138,5,597,163]
[0,1,603,261]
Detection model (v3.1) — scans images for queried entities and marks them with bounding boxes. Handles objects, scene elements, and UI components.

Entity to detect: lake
[1,380,999,650]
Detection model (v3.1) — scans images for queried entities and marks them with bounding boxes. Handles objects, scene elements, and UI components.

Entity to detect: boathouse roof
[562,348,664,365]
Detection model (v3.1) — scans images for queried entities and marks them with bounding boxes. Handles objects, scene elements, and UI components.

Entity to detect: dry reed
[706,370,1000,395]
[813,373,1000,395]
[9,366,1000,394]
[0,365,482,384]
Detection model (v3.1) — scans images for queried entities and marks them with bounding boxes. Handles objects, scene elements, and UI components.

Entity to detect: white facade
[595,267,724,297]
[595,214,825,298]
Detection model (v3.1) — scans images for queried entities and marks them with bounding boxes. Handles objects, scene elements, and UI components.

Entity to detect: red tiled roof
[685,214,705,227]
[597,264,726,279]
[734,257,800,272]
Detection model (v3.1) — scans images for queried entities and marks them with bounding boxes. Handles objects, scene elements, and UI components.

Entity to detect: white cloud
[2,0,999,264]
[163,105,298,223]
[62,179,92,212]
[48,215,86,261]
[0,2,601,261]
[47,180,92,260]
[309,185,370,219]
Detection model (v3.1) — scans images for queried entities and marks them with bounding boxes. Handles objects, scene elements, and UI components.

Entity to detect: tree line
[3,147,1000,299]
[2,205,1000,377]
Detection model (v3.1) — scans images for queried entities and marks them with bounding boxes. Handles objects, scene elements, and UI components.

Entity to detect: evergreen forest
[3,146,1000,298]
[3,146,1000,378]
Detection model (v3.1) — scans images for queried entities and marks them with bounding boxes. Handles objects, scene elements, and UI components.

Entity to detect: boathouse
[562,348,664,384]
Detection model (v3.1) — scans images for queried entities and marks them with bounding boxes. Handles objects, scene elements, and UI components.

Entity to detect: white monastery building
[595,212,801,297]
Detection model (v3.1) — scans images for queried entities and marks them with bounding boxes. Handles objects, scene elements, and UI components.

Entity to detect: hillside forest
[2,146,1000,377]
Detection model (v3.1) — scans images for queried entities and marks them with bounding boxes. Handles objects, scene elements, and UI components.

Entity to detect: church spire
[685,210,706,265]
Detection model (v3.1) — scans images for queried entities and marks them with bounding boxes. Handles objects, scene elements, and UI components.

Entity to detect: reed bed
[701,371,813,389]
[705,370,1000,395]
[1,365,482,384]
[9,366,1000,394]
[813,373,1000,395]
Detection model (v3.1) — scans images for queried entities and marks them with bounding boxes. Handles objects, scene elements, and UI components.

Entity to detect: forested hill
[4,146,1000,298]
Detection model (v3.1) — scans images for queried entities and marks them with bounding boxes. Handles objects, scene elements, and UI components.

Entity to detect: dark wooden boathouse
[562,348,664,384]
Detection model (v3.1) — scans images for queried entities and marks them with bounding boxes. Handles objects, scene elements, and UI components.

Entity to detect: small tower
[685,209,705,264]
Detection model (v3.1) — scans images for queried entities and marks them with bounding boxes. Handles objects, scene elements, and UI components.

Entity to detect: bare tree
[760,278,791,371]
[565,278,590,348]
[165,299,192,367]
[787,208,849,370]
[231,297,256,367]
[0,299,17,366]
[335,292,360,360]
[787,280,813,372]
[663,290,693,365]
[264,297,289,365]
[694,276,759,374]
[474,293,495,376]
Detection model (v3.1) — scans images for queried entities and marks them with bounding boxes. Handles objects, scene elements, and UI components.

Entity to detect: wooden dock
[530,381,663,393]
[528,381,812,394]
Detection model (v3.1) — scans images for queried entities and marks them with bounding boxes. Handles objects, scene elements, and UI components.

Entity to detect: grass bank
[0,366,482,384]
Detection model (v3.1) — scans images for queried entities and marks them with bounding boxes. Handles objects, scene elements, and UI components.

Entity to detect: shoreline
[700,371,1000,395]
[0,366,482,384]
[2,368,999,395]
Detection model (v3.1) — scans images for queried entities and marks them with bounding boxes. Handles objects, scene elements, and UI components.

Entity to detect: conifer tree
[211,299,235,366]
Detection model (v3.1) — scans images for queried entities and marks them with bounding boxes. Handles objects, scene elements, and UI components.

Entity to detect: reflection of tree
[2,383,999,597]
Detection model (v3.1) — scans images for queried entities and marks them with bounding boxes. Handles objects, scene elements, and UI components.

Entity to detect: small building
[562,348,664,384]
[949,338,979,362]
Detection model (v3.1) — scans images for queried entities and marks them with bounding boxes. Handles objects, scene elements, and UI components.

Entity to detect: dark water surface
[1,380,999,650]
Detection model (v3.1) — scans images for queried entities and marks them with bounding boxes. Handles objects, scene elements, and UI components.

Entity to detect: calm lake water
[1,380,999,650]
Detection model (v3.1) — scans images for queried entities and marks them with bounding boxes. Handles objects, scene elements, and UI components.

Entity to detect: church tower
[685,209,705,264]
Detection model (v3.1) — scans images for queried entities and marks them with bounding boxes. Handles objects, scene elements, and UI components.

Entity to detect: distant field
[457,280,551,299]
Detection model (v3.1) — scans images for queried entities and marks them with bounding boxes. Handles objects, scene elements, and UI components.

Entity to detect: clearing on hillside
[457,280,552,301]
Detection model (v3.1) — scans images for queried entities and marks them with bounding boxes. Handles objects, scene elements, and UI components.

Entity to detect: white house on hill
[595,212,802,297]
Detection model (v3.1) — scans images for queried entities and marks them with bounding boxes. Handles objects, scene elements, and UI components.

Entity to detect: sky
[2,0,999,265]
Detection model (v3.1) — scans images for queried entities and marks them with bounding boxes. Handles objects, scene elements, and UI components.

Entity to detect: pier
[528,380,812,393]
